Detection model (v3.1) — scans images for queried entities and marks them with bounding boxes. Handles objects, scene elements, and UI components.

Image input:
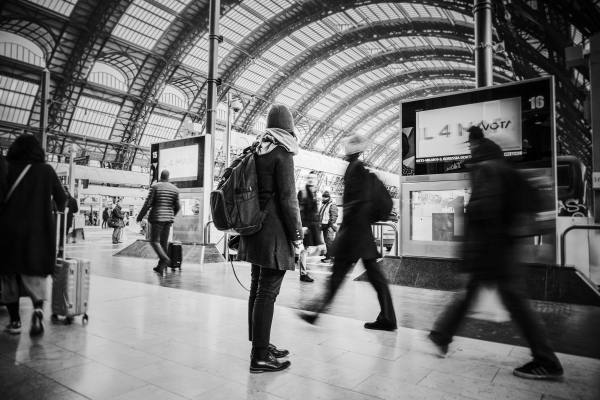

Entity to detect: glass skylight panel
[423,5,444,19]
[26,0,78,16]
[69,97,119,140]
[0,75,38,125]
[112,0,174,50]
[236,63,273,92]
[450,10,471,23]
[140,114,180,147]
[243,0,292,20]
[184,37,229,72]
[161,0,191,13]
[401,4,423,18]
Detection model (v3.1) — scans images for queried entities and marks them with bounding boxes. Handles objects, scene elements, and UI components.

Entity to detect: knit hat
[322,191,330,198]
[344,133,368,155]
[266,104,295,133]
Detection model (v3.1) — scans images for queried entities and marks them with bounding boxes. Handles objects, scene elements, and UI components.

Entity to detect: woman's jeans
[248,265,286,347]
[112,227,122,243]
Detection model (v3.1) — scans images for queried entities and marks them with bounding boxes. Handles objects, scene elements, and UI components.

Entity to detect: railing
[372,221,400,257]
[560,224,600,267]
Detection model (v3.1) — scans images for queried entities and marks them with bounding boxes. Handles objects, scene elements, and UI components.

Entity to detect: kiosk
[399,77,557,264]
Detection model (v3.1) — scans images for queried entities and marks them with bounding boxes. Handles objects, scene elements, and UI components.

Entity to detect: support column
[473,0,494,88]
[37,68,50,149]
[590,34,600,223]
[204,0,221,241]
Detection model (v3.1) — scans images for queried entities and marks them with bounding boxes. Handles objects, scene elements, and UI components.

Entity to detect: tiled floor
[1,235,600,399]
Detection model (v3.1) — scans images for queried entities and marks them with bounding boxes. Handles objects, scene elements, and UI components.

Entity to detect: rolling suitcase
[51,209,90,325]
[168,242,183,270]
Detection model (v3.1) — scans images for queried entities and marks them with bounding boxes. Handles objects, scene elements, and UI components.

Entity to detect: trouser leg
[112,227,121,243]
[432,277,480,344]
[2,275,21,322]
[363,258,397,326]
[496,280,562,369]
[308,258,355,314]
[20,275,47,305]
[251,267,286,348]
[248,264,260,342]
[323,228,334,259]
[299,248,314,276]
[150,222,171,268]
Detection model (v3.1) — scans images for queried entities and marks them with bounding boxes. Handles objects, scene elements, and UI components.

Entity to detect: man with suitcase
[137,169,181,275]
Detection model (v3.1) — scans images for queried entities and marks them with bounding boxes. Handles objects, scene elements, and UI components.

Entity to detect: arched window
[0,31,45,67]
[88,62,129,92]
[158,85,189,109]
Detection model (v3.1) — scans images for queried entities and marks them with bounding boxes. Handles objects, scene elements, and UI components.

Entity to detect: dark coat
[460,139,517,280]
[138,180,181,223]
[102,209,109,220]
[331,155,379,261]
[111,205,125,228]
[298,187,323,247]
[65,195,79,232]
[0,161,67,276]
[237,146,303,270]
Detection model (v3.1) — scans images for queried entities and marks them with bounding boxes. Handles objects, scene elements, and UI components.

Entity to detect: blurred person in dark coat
[137,169,181,274]
[111,200,125,244]
[296,170,322,282]
[102,207,109,228]
[429,126,563,380]
[237,104,304,373]
[61,185,79,245]
[319,190,338,263]
[299,134,397,331]
[0,134,67,336]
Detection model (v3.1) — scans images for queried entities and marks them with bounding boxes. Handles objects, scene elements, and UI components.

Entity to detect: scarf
[254,128,299,156]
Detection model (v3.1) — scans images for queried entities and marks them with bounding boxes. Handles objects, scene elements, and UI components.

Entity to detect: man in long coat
[300,134,397,331]
[429,126,563,380]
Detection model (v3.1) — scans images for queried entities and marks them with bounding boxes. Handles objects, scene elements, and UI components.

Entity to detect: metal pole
[68,143,75,195]
[38,68,50,150]
[473,0,494,88]
[397,105,403,258]
[223,91,232,261]
[590,34,600,223]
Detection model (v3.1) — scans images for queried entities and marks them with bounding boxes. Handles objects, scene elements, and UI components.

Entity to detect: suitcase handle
[56,207,69,260]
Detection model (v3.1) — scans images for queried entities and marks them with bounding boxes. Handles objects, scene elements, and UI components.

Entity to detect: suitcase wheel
[51,314,58,321]
[65,317,73,325]
[83,314,89,324]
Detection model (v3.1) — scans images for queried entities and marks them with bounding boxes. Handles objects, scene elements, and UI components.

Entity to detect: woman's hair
[7,134,45,163]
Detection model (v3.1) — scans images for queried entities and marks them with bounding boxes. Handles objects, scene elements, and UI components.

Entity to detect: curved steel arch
[236,21,478,130]
[219,0,473,96]
[96,51,140,83]
[0,17,57,59]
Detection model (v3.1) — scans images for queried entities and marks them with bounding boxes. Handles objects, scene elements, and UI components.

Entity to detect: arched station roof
[0,0,598,173]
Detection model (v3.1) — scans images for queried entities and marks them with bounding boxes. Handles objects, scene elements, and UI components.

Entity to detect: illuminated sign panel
[159,144,199,182]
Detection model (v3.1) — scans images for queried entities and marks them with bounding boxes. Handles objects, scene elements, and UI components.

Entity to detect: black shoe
[30,309,44,336]
[298,311,318,325]
[250,353,291,373]
[153,266,164,275]
[428,332,449,357]
[300,274,314,282]
[513,361,564,380]
[250,343,290,359]
[364,321,397,331]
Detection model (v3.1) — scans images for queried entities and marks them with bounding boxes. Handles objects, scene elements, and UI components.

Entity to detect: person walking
[0,134,67,336]
[237,104,304,373]
[296,171,321,282]
[428,126,563,380]
[62,186,79,246]
[136,170,180,275]
[111,200,125,244]
[319,191,338,264]
[102,207,109,228]
[300,133,397,331]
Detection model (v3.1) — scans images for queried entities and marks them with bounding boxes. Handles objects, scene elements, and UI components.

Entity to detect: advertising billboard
[159,144,199,182]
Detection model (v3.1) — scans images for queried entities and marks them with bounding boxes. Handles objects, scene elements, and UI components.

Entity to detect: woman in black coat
[300,134,397,331]
[0,135,67,335]
[237,104,303,373]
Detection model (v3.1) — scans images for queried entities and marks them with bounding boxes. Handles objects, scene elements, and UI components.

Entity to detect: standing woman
[111,200,125,244]
[237,104,304,373]
[0,135,67,335]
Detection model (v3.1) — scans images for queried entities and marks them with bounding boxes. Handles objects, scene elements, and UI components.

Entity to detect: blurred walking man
[300,134,397,331]
[297,171,321,282]
[319,191,337,263]
[429,126,563,380]
[137,170,181,275]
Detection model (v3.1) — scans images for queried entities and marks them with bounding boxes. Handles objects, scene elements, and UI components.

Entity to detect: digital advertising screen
[401,78,554,176]
[150,136,205,189]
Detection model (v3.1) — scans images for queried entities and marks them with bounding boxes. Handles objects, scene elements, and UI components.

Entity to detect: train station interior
[1,1,600,399]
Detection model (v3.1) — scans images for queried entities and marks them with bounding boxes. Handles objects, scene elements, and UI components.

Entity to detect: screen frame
[151,136,206,189]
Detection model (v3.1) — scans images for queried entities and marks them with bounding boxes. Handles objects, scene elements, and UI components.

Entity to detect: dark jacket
[461,138,516,279]
[319,199,338,231]
[138,180,181,223]
[111,205,125,228]
[65,195,79,232]
[0,138,67,277]
[330,154,379,261]
[237,146,303,270]
[298,186,323,247]
[102,209,109,220]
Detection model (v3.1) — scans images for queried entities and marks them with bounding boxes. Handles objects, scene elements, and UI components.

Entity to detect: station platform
[1,240,599,400]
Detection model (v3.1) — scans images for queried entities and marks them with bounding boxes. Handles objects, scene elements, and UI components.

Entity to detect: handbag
[107,208,120,228]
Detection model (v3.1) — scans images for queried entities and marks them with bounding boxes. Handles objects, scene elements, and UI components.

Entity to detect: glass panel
[112,0,175,50]
[0,75,38,125]
[410,189,468,242]
[26,0,78,17]
[70,97,120,140]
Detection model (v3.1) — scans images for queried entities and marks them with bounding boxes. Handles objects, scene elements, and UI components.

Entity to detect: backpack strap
[5,164,31,203]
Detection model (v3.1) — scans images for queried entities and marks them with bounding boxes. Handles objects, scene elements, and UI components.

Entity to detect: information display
[401,78,553,176]
[159,144,199,182]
